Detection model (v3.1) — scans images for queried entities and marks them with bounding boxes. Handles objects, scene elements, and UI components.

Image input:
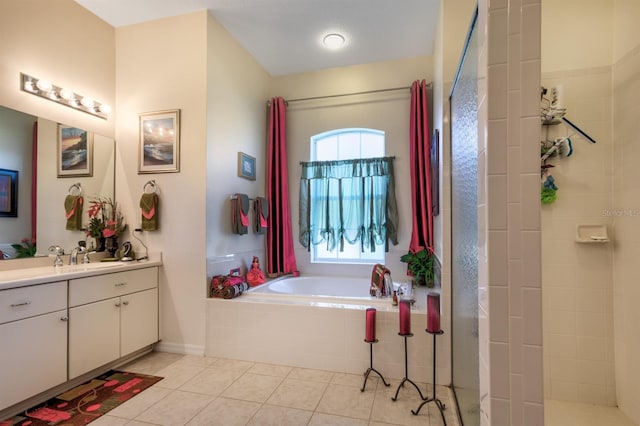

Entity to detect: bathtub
[248,276,426,309]
[249,276,381,299]
[206,275,444,383]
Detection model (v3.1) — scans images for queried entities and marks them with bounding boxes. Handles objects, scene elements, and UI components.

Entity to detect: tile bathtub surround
[87,351,461,426]
[205,297,448,385]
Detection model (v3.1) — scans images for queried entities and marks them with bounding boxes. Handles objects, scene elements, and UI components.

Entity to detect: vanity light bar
[20,73,110,120]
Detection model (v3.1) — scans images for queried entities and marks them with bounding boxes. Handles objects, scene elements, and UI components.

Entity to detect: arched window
[304,128,390,264]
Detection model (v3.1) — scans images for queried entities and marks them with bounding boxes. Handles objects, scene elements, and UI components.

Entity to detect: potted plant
[11,238,37,258]
[87,197,127,255]
[400,248,435,287]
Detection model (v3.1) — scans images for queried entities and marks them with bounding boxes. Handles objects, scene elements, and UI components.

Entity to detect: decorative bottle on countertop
[392,290,398,306]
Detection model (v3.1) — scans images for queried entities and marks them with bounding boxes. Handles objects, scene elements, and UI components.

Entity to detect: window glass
[310,128,385,264]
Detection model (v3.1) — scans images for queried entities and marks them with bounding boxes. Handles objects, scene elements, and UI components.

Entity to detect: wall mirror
[0,105,115,259]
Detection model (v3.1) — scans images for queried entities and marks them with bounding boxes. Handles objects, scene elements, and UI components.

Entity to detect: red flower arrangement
[87,197,127,239]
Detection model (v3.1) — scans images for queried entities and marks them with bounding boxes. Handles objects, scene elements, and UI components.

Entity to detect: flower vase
[95,237,106,252]
[105,237,118,258]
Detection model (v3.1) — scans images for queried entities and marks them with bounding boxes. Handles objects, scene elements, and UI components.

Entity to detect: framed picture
[238,152,256,180]
[57,124,93,177]
[139,109,181,174]
[0,169,18,217]
[430,129,440,216]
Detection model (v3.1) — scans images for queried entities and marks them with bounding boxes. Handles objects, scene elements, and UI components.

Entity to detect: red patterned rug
[1,371,163,426]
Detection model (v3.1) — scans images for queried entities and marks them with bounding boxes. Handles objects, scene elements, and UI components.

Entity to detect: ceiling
[74,0,440,76]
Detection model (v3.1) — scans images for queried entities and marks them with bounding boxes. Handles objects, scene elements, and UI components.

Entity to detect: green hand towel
[140,193,159,231]
[64,195,83,231]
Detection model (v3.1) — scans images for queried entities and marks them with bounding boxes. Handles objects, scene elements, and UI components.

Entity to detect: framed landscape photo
[57,124,93,177]
[237,152,256,180]
[139,109,181,174]
[0,169,18,217]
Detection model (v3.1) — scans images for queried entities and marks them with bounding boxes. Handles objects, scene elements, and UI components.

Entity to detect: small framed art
[0,169,18,217]
[57,124,93,177]
[238,152,256,180]
[139,109,181,174]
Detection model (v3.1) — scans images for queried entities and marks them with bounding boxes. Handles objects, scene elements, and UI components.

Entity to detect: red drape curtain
[31,121,38,243]
[408,80,433,254]
[266,97,298,277]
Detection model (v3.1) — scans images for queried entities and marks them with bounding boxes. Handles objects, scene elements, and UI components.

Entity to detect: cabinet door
[69,298,120,379]
[120,288,158,357]
[0,310,67,410]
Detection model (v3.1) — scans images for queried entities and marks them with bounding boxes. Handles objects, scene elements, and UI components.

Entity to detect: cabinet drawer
[70,267,157,307]
[0,281,67,324]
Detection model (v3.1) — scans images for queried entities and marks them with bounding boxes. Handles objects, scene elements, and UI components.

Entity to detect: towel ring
[68,183,83,196]
[143,180,158,194]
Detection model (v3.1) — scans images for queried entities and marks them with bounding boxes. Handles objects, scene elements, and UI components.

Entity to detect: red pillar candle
[427,292,441,333]
[399,300,411,335]
[365,308,376,342]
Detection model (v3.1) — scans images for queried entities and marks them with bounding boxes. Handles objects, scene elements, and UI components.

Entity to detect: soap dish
[575,224,610,243]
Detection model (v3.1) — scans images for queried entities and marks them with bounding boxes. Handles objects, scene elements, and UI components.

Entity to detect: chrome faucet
[70,241,89,265]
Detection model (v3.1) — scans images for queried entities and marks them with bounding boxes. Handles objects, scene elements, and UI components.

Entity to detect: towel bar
[68,182,82,195]
[143,180,157,193]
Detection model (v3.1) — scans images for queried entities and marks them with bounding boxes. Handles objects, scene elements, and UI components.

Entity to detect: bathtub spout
[384,273,393,297]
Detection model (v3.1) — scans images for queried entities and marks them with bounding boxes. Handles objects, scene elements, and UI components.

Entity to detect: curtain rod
[267,83,432,105]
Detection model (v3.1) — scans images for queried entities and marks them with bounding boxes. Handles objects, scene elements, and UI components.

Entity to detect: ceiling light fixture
[322,33,346,50]
[20,73,110,119]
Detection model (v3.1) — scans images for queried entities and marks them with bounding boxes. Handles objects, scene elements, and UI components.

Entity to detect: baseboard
[153,341,205,356]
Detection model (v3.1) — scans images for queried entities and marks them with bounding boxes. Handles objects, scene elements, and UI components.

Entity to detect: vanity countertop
[0,253,162,290]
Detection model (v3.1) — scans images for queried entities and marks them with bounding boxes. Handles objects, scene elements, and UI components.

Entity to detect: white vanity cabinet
[68,267,158,379]
[0,281,68,410]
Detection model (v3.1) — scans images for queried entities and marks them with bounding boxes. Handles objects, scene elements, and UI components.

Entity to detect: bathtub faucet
[383,273,393,297]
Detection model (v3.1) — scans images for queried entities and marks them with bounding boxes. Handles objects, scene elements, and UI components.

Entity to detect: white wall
[612,0,640,63]
[270,57,432,280]
[205,14,270,261]
[0,0,115,138]
[115,11,209,354]
[612,2,640,422]
[541,0,613,73]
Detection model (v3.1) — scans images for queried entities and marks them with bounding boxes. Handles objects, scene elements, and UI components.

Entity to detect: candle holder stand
[412,329,446,424]
[392,333,427,401]
[361,339,390,392]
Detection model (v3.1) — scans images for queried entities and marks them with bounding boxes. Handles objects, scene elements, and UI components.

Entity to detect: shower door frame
[449,6,480,426]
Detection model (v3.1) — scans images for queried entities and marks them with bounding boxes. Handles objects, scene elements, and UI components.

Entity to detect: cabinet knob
[10,301,31,307]
[122,300,129,306]
[60,316,69,322]
[114,282,127,287]
[115,302,121,307]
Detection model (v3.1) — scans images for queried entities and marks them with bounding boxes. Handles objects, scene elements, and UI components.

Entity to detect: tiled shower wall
[541,67,616,405]
[612,43,640,424]
[479,0,543,424]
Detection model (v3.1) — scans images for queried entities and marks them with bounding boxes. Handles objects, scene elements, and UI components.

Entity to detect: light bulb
[36,79,52,92]
[80,96,94,108]
[24,81,36,92]
[59,88,73,100]
[98,103,111,114]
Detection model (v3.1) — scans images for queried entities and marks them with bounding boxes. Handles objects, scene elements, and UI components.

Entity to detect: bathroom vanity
[0,255,161,415]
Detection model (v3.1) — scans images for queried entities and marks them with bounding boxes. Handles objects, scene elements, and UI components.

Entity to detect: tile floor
[92,351,460,426]
[544,400,636,426]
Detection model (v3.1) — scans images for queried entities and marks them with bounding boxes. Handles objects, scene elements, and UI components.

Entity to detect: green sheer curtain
[299,156,398,253]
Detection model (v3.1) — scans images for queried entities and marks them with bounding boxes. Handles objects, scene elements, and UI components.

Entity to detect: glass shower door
[450,8,480,426]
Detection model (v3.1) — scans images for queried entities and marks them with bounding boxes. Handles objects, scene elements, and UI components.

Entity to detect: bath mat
[0,370,163,426]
